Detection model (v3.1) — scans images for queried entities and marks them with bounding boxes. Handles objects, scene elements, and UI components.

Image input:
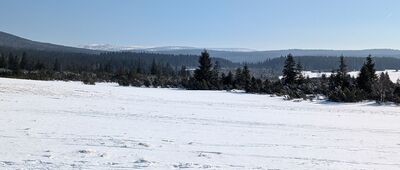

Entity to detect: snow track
[0,78,400,169]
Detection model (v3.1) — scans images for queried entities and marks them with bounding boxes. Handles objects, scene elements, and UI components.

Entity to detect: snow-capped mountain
[140,46,199,52]
[79,44,149,51]
[136,46,256,52]
[79,44,256,52]
[208,48,257,52]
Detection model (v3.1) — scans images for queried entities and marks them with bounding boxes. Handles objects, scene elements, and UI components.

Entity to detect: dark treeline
[1,46,400,104]
[249,56,400,72]
[0,46,236,85]
[0,46,237,71]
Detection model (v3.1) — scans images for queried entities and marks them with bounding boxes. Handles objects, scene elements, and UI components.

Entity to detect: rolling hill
[0,31,99,54]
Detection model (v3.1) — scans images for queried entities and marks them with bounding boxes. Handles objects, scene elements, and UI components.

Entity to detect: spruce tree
[282,54,297,85]
[373,72,394,103]
[214,61,221,72]
[233,66,251,90]
[234,67,242,88]
[222,71,233,89]
[242,65,251,88]
[393,86,400,103]
[295,61,304,84]
[210,61,221,88]
[328,56,360,102]
[192,50,213,89]
[357,55,377,93]
[366,55,376,78]
[194,50,212,81]
[336,55,350,88]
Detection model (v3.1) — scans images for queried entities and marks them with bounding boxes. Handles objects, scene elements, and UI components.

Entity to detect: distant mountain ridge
[92,44,400,63]
[1,31,400,63]
[0,31,99,54]
[131,48,400,63]
[79,44,148,51]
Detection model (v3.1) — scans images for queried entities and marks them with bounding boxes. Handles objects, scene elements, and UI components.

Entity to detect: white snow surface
[1,78,400,169]
[303,69,400,82]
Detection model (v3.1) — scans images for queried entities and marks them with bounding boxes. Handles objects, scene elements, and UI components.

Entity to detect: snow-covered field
[1,78,400,169]
[303,69,400,83]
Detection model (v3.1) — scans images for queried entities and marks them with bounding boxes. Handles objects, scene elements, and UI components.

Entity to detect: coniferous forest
[1,46,400,104]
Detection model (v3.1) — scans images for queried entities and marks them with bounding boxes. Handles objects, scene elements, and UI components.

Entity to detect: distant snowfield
[303,69,400,82]
[1,78,400,169]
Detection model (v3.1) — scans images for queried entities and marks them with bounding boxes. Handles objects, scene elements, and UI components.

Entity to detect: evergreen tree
[334,55,350,88]
[282,54,297,85]
[233,66,251,89]
[373,72,394,103]
[327,56,362,102]
[357,55,377,93]
[338,55,347,76]
[192,50,214,89]
[295,61,304,84]
[366,55,376,78]
[393,86,400,103]
[242,65,251,89]
[222,71,233,89]
[214,61,221,72]
[246,76,263,93]
[194,50,213,81]
[210,61,221,89]
[234,67,242,88]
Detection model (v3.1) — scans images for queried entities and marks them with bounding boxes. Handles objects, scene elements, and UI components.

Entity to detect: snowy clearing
[1,78,400,169]
[303,69,400,82]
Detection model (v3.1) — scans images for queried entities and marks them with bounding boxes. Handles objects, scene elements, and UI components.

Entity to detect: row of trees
[188,51,400,103]
[249,55,400,72]
[0,51,194,86]
[1,48,400,103]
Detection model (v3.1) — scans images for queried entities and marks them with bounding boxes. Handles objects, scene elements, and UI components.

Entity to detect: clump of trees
[327,55,362,102]
[184,50,400,104]
[326,55,400,103]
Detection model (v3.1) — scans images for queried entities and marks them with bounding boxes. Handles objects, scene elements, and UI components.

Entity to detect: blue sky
[0,0,399,50]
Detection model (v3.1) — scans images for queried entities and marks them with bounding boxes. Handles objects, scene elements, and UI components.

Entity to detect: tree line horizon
[0,47,400,104]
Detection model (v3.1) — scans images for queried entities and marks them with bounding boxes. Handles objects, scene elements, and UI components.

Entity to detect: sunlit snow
[0,78,400,169]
